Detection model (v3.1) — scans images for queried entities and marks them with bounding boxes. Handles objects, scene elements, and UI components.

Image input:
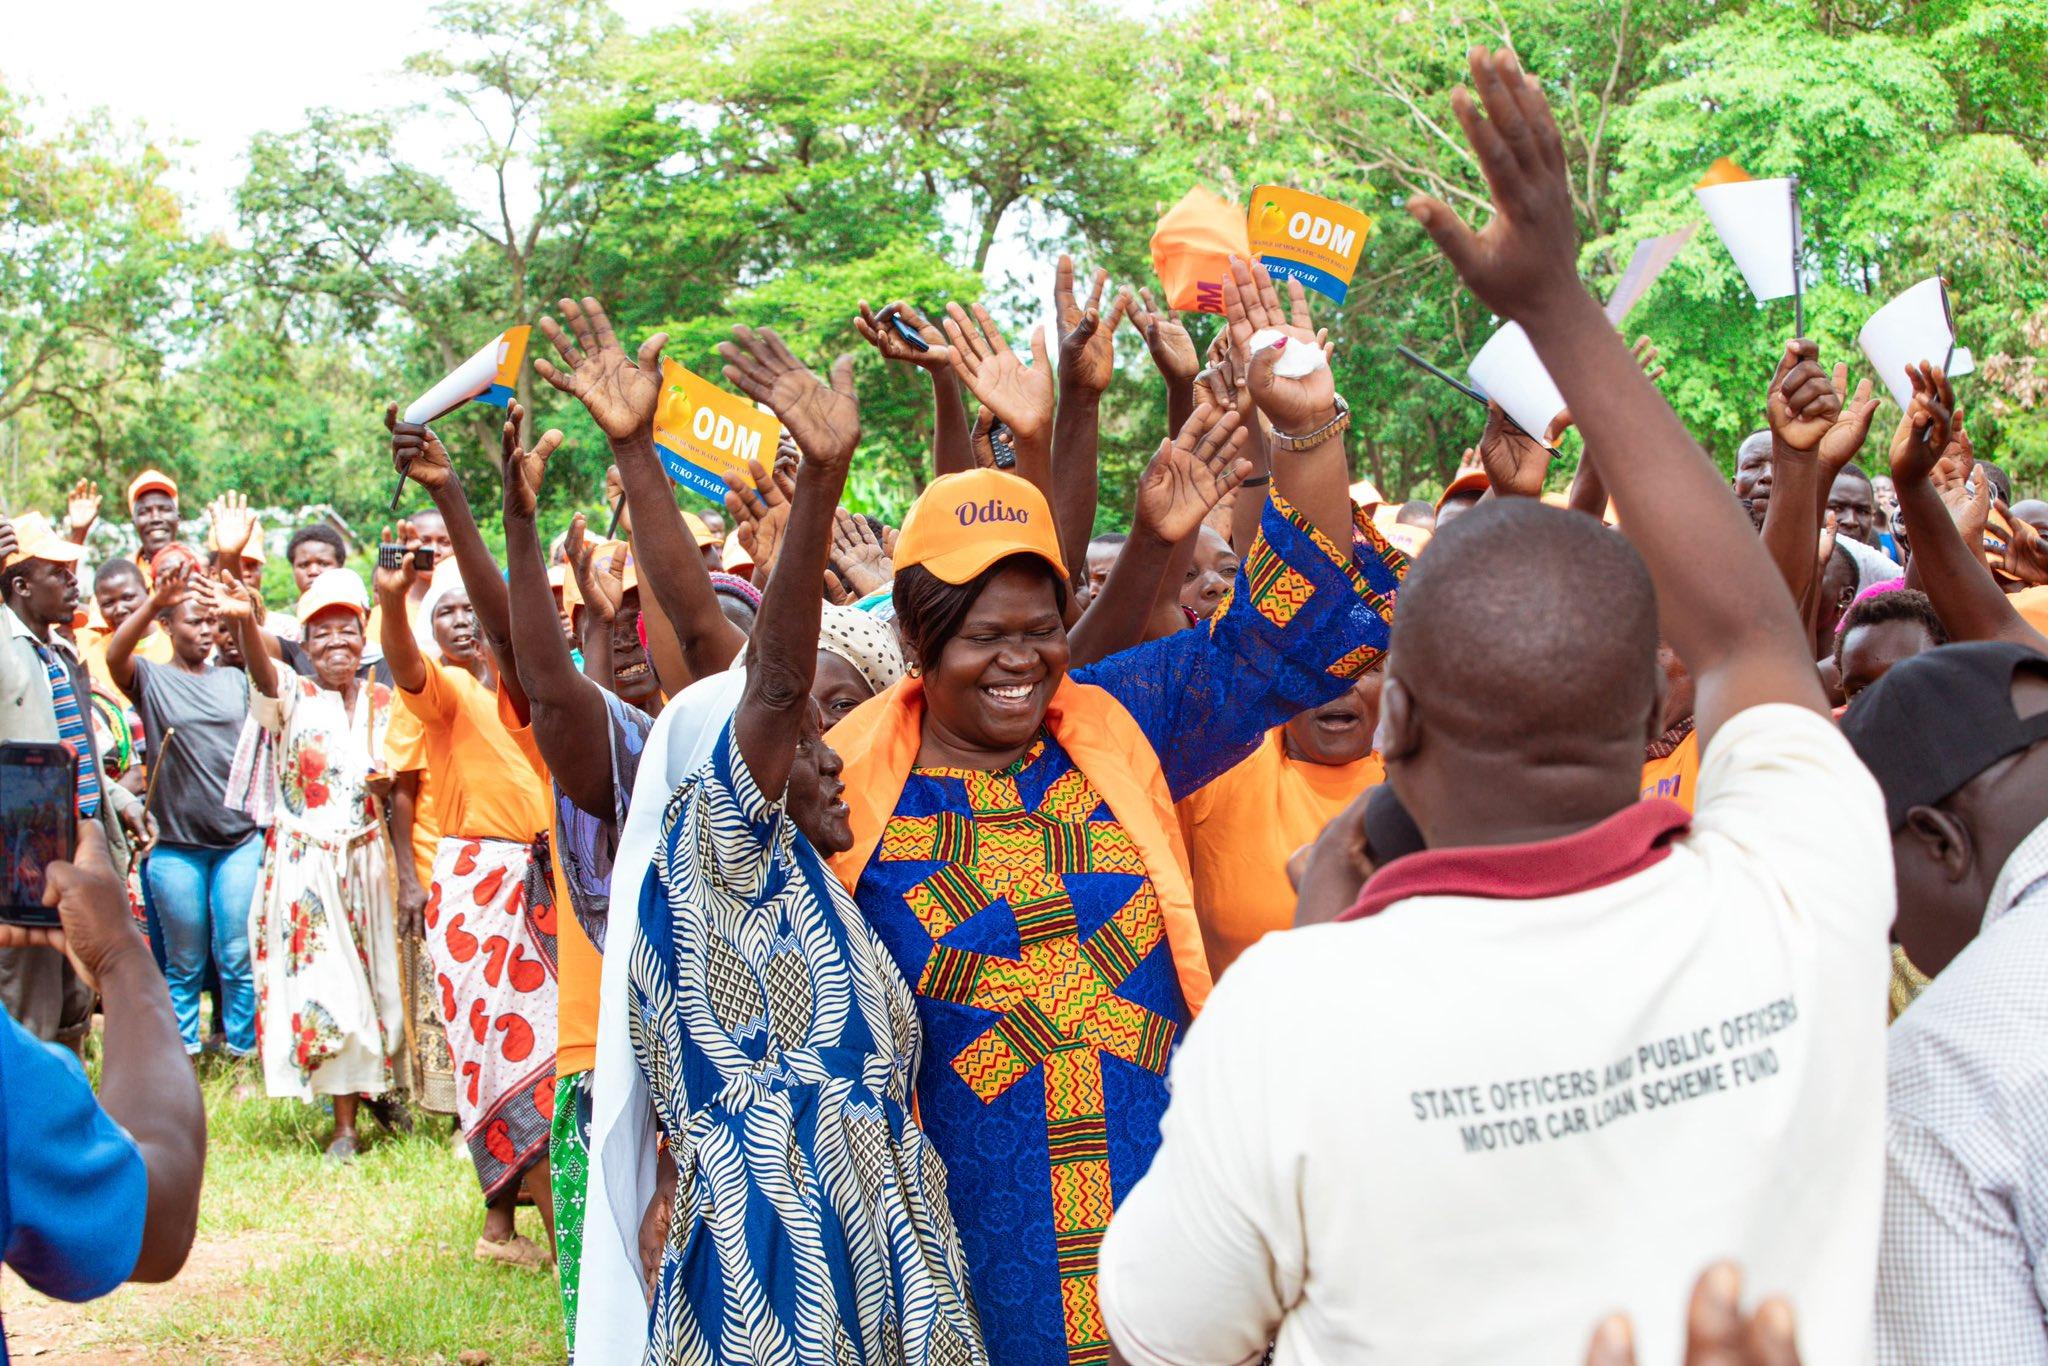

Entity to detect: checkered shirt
[1878,817,2048,1364]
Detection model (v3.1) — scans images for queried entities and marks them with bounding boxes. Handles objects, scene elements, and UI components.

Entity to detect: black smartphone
[889,312,932,352]
[0,742,77,927]
[377,544,437,573]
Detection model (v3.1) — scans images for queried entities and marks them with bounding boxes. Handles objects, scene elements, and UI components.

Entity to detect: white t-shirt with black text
[1099,704,1893,1364]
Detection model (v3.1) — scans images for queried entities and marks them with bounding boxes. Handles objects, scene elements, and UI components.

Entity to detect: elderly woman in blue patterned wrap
[534,297,984,1366]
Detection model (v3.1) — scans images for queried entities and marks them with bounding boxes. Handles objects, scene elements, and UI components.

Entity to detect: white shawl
[573,667,746,1366]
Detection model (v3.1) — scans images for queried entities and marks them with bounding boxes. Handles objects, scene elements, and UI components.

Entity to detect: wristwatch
[1270,395,1351,452]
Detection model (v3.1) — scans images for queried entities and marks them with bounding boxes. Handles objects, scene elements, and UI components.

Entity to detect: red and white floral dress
[248,677,405,1101]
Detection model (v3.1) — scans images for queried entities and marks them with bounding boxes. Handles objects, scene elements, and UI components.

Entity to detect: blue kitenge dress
[629,715,986,1366]
[853,497,1406,1364]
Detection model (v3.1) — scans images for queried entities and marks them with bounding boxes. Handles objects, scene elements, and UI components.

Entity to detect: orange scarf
[827,674,1213,1017]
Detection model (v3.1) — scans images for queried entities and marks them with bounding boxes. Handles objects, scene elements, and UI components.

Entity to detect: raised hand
[1817,365,1878,471]
[715,326,860,471]
[1052,254,1129,395]
[208,490,257,558]
[940,303,1056,444]
[854,301,951,373]
[1887,362,1955,488]
[968,407,1001,469]
[1133,403,1254,545]
[1126,287,1201,385]
[533,296,668,443]
[373,522,422,602]
[1766,340,1841,455]
[1405,47,1583,323]
[1222,255,1334,432]
[500,399,564,523]
[66,479,101,538]
[1477,399,1551,498]
[831,508,894,596]
[211,568,257,621]
[562,513,616,626]
[384,402,455,492]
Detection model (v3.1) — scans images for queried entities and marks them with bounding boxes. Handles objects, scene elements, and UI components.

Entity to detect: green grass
[20,1059,565,1364]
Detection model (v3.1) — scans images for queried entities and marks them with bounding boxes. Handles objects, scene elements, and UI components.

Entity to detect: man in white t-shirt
[1099,48,1893,1364]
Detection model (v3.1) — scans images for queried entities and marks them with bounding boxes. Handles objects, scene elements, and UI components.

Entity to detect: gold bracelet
[1270,396,1351,452]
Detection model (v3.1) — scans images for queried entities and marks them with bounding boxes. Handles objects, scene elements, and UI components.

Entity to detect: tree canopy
[4,0,2044,529]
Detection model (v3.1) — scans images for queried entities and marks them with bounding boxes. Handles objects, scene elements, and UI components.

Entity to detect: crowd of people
[4,46,2046,1365]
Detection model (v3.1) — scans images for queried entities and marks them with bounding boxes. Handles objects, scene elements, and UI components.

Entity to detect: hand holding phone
[376,544,436,573]
[0,742,78,928]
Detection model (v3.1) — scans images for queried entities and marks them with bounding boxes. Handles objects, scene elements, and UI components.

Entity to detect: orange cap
[681,511,717,549]
[895,469,1067,585]
[722,527,754,574]
[126,468,179,510]
[2,512,86,571]
[1435,467,1491,512]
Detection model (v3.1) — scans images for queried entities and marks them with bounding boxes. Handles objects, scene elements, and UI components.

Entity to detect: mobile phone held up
[889,312,931,353]
[377,544,437,574]
[0,742,77,927]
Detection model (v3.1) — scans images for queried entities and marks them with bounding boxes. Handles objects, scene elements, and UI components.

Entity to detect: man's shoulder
[1889,911,2048,1140]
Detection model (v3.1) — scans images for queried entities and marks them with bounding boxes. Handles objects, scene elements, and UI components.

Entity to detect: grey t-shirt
[131,659,256,848]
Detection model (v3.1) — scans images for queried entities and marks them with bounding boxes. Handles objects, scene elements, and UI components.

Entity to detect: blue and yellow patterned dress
[630,715,987,1366]
[852,498,1404,1364]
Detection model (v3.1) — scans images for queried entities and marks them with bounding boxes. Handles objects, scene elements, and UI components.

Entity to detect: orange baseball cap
[681,511,717,549]
[895,469,1067,585]
[3,513,86,570]
[722,528,753,574]
[126,469,179,510]
[1435,467,1491,512]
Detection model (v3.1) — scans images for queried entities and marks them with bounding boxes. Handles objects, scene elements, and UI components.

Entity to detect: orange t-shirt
[1177,728,1385,979]
[394,658,549,842]
[2012,585,2048,641]
[382,703,441,886]
[1639,728,1701,813]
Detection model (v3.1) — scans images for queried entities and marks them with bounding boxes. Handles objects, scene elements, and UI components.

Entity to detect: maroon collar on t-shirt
[1335,799,1692,922]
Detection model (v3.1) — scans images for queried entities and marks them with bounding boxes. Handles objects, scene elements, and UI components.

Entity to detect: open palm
[1135,403,1253,544]
[1128,286,1200,384]
[941,302,1055,443]
[1052,255,1127,394]
[499,400,563,523]
[534,297,667,442]
[716,326,860,471]
[1223,256,1332,430]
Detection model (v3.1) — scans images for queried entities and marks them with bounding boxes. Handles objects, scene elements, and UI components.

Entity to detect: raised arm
[1226,257,1353,548]
[1069,403,1251,665]
[855,301,972,476]
[534,296,746,682]
[499,414,614,817]
[386,403,529,723]
[104,563,186,700]
[1407,46,1826,741]
[939,302,1057,514]
[1050,257,1131,585]
[1889,366,2045,650]
[715,327,860,799]
[373,526,429,695]
[1128,285,1201,452]
[212,571,278,699]
[1757,341,1839,615]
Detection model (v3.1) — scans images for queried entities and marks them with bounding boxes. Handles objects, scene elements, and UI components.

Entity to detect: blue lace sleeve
[1072,495,1405,800]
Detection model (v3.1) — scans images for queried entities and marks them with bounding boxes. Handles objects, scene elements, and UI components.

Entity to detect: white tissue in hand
[1246,328,1326,379]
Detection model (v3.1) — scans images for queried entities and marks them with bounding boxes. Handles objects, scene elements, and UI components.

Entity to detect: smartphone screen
[0,744,75,926]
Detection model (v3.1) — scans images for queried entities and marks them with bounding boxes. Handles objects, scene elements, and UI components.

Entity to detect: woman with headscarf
[824,260,1406,1364]
[536,302,984,1364]
[814,601,905,729]
[217,566,405,1160]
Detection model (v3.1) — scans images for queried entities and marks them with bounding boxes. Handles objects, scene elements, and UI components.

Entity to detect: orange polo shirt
[383,703,441,886]
[394,658,549,842]
[75,620,173,697]
[1177,728,1385,979]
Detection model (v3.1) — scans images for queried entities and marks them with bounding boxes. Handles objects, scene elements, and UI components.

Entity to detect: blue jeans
[144,836,261,1055]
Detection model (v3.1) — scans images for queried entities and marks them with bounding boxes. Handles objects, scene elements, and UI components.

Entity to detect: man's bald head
[1388,498,1661,754]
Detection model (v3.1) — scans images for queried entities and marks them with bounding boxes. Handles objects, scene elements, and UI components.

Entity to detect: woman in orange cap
[823,257,1407,1365]
[217,567,405,1161]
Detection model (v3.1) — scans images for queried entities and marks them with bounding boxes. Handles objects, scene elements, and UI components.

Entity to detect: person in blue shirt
[0,819,205,1358]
